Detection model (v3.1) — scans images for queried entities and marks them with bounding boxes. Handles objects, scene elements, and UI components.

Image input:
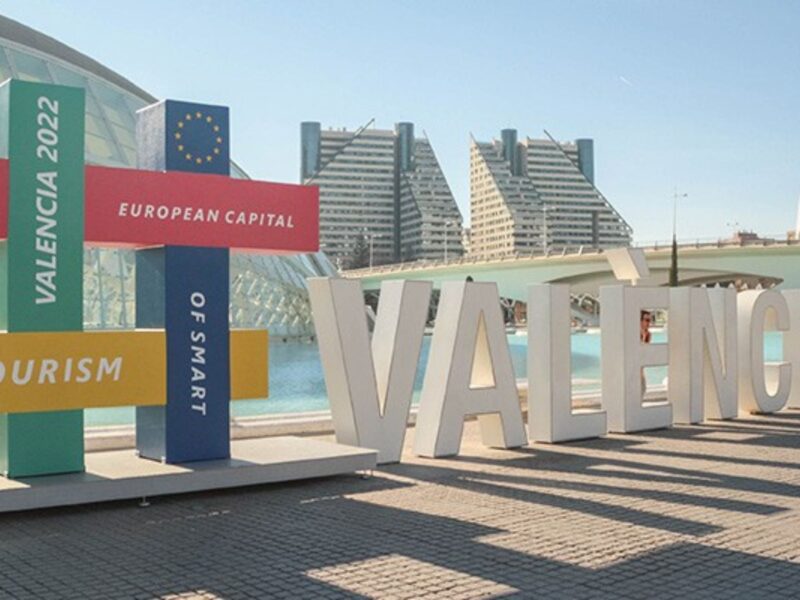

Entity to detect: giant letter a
[413,281,527,457]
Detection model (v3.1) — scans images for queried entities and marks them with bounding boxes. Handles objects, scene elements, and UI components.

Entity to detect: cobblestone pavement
[1,411,799,599]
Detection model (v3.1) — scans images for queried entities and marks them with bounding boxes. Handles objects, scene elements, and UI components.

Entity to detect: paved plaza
[0,411,799,599]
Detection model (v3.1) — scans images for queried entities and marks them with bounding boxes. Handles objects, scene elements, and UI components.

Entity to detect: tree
[668,234,679,287]
[347,233,370,270]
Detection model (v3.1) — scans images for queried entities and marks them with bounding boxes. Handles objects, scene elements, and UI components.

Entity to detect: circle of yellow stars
[174,111,224,165]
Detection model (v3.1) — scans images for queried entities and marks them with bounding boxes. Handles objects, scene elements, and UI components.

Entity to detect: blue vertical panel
[135,100,231,463]
[164,246,229,461]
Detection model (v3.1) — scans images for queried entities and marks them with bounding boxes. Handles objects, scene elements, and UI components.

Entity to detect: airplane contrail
[619,75,634,87]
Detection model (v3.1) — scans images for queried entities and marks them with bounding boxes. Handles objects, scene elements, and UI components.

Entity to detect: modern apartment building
[470,129,632,258]
[301,121,463,267]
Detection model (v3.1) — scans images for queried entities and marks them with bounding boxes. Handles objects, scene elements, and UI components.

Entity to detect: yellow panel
[0,328,269,412]
[230,329,269,400]
[0,330,166,413]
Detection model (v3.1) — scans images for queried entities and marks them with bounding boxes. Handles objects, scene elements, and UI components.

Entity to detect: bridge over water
[344,238,800,302]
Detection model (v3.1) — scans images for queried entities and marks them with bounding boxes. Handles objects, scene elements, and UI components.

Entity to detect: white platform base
[0,436,377,513]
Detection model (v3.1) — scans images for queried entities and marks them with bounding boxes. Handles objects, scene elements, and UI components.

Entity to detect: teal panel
[0,79,85,477]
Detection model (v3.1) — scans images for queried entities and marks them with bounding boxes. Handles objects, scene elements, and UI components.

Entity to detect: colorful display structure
[135,101,233,463]
[0,80,86,477]
[0,80,319,478]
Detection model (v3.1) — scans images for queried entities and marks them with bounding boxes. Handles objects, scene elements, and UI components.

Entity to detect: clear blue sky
[3,0,798,243]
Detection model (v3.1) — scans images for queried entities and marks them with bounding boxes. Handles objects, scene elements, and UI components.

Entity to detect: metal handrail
[342,233,800,278]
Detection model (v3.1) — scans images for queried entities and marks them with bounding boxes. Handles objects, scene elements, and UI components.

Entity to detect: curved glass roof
[0,15,249,176]
[0,15,333,337]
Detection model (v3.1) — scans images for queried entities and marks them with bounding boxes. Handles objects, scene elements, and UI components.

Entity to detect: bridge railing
[342,233,799,277]
[632,233,795,250]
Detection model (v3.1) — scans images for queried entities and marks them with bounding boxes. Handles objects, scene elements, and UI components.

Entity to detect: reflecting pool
[86,331,784,427]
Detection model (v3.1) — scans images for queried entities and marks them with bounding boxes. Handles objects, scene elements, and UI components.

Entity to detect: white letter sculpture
[605,247,651,285]
[414,281,527,457]
[529,284,606,442]
[669,288,738,423]
[738,290,791,414]
[601,285,671,433]
[783,290,800,409]
[309,278,431,463]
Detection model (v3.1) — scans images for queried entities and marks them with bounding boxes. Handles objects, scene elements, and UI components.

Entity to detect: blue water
[85,331,784,426]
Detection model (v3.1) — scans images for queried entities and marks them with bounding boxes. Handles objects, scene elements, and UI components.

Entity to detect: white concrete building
[301,121,463,267]
[470,129,632,258]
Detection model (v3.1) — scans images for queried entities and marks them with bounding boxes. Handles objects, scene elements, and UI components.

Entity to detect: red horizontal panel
[85,164,319,252]
[0,159,319,253]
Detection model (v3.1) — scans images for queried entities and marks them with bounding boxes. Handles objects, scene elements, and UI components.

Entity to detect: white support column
[602,285,671,433]
[308,278,431,463]
[738,290,791,414]
[413,281,527,457]
[669,287,738,423]
[528,284,606,442]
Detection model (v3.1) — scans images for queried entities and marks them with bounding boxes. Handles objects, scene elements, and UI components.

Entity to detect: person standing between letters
[640,310,653,397]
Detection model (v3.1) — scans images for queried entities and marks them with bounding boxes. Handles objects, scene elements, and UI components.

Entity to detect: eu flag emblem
[164,100,230,176]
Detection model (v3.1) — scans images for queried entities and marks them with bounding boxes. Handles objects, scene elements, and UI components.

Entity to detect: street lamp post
[672,188,687,241]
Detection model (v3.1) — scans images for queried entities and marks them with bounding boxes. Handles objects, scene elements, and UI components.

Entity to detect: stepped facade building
[301,121,464,267]
[470,129,632,258]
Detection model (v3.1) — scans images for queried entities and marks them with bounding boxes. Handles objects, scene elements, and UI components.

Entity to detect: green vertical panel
[0,79,85,477]
[0,242,7,330]
[0,242,6,477]
[0,82,8,159]
[0,81,7,476]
